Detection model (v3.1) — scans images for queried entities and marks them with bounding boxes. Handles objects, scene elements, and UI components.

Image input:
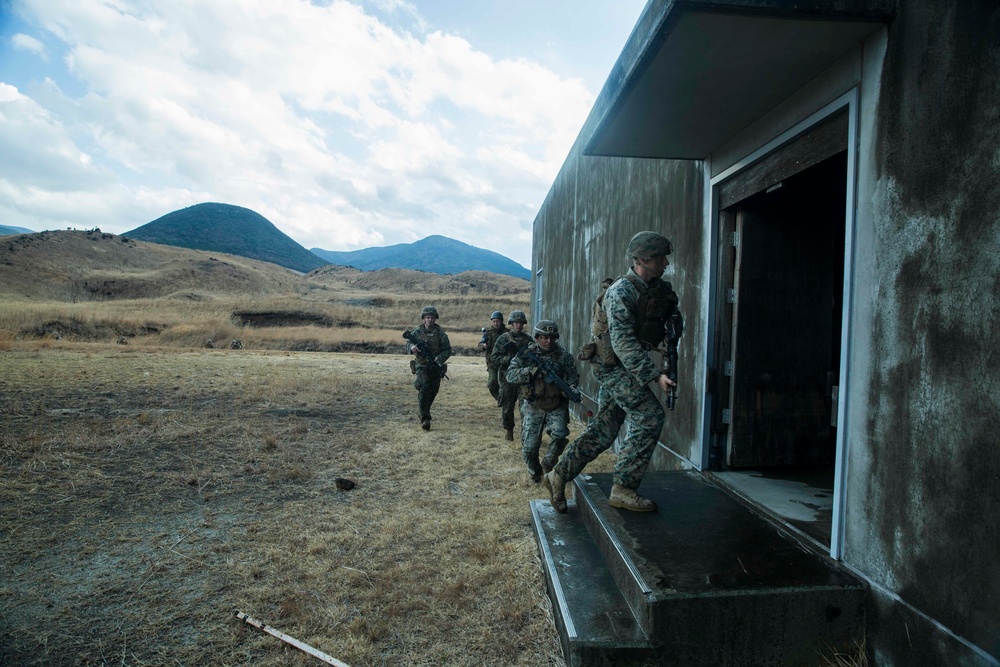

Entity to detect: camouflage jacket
[482,324,508,366]
[406,323,452,368]
[490,330,531,372]
[605,268,679,386]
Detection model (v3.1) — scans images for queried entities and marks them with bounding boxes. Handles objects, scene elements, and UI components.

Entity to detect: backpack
[578,274,678,366]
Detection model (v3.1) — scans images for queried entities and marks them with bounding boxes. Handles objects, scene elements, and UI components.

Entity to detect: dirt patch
[18,318,163,341]
[232,310,338,328]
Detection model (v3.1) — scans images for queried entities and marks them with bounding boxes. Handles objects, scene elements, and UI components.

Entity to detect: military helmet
[420,305,439,319]
[508,310,527,324]
[626,231,673,260]
[533,319,559,339]
[491,311,503,320]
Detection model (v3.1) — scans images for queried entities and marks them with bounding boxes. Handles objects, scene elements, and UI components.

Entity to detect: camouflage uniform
[554,267,678,490]
[482,322,508,401]
[407,322,452,427]
[490,328,532,431]
[506,340,579,479]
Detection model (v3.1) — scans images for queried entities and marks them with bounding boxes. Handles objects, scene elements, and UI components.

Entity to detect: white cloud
[11,33,48,60]
[1,0,605,267]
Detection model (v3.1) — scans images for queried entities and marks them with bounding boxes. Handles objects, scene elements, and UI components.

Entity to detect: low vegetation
[0,231,603,664]
[0,345,611,665]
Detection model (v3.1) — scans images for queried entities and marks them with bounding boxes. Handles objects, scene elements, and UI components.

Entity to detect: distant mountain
[125,203,327,273]
[311,235,530,280]
[0,224,35,236]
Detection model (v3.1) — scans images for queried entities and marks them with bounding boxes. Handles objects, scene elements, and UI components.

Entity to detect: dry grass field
[0,343,615,666]
[0,231,622,665]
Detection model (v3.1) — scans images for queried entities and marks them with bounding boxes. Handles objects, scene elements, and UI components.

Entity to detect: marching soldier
[478,311,508,402]
[544,231,680,513]
[490,310,531,441]
[506,320,579,483]
[405,306,452,430]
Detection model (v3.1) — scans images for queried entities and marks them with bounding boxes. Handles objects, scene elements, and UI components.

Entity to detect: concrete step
[533,470,867,666]
[530,500,658,666]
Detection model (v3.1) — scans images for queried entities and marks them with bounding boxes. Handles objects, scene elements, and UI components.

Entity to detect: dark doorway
[710,146,848,548]
[727,151,846,468]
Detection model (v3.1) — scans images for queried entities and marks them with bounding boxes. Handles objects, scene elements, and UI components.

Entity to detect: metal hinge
[731,231,740,247]
[723,360,734,377]
[727,288,737,304]
[721,408,732,425]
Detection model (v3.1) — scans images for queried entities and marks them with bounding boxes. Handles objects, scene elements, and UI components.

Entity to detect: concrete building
[529,1,999,665]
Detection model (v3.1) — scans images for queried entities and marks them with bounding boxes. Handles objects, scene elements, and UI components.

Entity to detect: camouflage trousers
[519,399,570,477]
[414,367,442,423]
[486,365,500,401]
[497,378,518,430]
[554,362,664,490]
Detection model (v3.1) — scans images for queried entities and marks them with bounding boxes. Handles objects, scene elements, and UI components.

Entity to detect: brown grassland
[0,231,616,666]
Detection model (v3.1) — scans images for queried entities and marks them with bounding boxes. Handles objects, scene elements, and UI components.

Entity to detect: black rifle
[479,327,488,347]
[403,330,449,380]
[520,347,582,404]
[663,312,683,410]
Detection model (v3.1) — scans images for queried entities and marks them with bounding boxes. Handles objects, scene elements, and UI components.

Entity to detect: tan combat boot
[542,471,568,514]
[609,485,657,512]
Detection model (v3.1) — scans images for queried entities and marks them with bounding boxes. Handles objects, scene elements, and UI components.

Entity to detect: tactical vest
[499,332,531,368]
[584,273,678,366]
[412,326,444,362]
[520,347,565,411]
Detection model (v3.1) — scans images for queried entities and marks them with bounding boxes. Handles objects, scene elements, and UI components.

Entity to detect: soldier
[406,305,452,430]
[478,311,508,402]
[544,231,680,513]
[490,310,531,441]
[506,320,579,483]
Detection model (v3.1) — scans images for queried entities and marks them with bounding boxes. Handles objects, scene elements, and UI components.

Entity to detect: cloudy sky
[0,0,647,269]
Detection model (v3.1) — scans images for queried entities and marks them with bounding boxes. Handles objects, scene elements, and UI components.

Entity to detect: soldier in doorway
[490,310,531,441]
[544,231,680,513]
[478,310,508,402]
[406,305,452,431]
[506,320,579,482]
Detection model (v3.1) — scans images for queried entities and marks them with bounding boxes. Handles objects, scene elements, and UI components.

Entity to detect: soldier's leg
[500,390,517,431]
[520,402,545,481]
[487,367,500,401]
[613,388,665,489]
[418,371,441,426]
[554,387,625,482]
[541,407,570,473]
[415,368,430,425]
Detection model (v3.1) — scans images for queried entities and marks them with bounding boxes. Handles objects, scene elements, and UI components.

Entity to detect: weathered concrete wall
[531,148,705,467]
[845,0,1000,663]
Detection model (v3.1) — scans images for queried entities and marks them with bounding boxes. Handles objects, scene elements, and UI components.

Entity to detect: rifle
[662,312,683,410]
[403,329,449,380]
[520,347,583,404]
[479,327,488,346]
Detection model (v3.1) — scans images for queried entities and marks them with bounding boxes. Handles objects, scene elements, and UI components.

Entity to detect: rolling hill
[311,235,531,280]
[0,229,530,302]
[0,224,36,236]
[125,202,327,273]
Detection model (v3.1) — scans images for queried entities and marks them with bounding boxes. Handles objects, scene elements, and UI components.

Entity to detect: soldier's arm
[561,350,580,388]
[490,335,510,367]
[505,351,534,384]
[437,329,452,363]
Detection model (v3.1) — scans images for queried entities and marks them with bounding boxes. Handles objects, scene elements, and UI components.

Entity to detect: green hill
[125,203,327,273]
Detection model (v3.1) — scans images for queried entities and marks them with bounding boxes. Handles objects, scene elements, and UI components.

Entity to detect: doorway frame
[703,89,859,560]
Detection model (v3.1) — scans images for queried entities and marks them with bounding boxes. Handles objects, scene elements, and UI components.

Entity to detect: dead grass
[0,345,612,666]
